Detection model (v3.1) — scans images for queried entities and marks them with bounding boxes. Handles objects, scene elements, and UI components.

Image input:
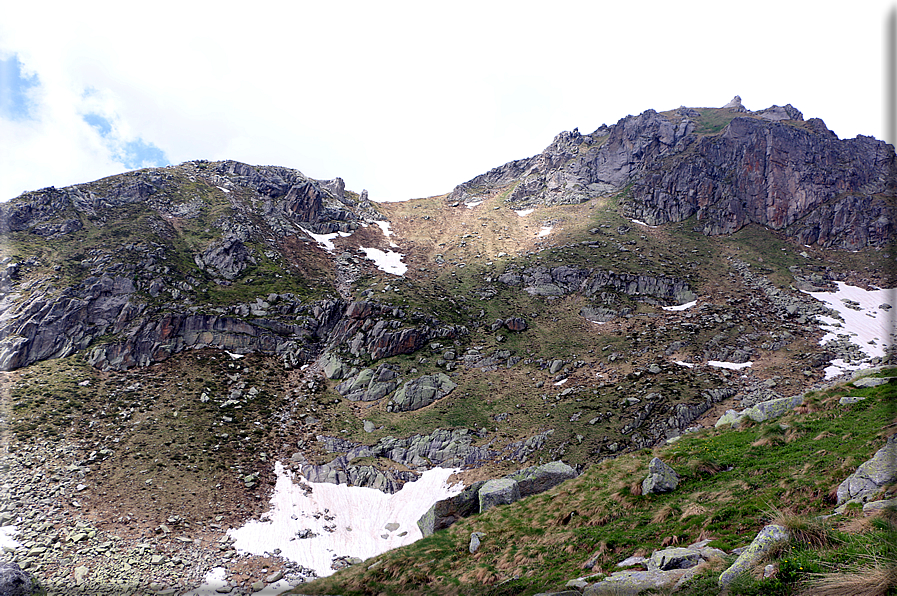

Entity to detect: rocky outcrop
[387,373,458,412]
[418,461,579,535]
[303,429,501,493]
[0,277,465,371]
[478,479,521,512]
[449,105,895,249]
[335,364,402,402]
[506,461,578,496]
[498,265,695,306]
[417,481,487,537]
[836,435,897,505]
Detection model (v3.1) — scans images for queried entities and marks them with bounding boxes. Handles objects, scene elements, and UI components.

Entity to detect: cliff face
[450,103,895,249]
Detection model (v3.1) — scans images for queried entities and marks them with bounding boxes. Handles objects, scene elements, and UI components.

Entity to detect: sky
[1,1,895,203]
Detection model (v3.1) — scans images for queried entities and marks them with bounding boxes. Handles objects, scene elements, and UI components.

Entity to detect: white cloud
[1,1,894,202]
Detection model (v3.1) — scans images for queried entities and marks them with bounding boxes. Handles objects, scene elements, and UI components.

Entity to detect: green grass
[295,378,896,596]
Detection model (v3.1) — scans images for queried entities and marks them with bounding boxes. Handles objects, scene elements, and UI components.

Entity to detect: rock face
[836,435,897,505]
[498,265,695,306]
[450,106,895,250]
[387,373,458,412]
[417,481,487,537]
[506,461,578,496]
[641,457,679,494]
[478,479,522,512]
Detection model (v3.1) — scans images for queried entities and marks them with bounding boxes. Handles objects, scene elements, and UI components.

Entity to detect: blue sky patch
[82,111,169,170]
[0,54,39,120]
[83,112,113,136]
[119,139,168,170]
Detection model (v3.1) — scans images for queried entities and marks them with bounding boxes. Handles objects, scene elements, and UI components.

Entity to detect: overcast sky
[1,1,894,203]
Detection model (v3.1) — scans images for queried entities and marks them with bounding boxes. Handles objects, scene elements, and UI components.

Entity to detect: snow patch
[0,526,20,551]
[515,208,534,217]
[674,361,695,368]
[301,227,354,252]
[707,360,752,370]
[216,186,230,193]
[465,201,483,209]
[538,226,553,237]
[805,282,896,378]
[375,221,399,248]
[663,300,697,312]
[630,218,657,228]
[228,463,463,578]
[360,247,407,276]
[225,351,244,360]
[553,378,568,386]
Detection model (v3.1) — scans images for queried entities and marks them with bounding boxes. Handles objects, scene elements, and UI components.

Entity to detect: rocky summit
[0,99,894,595]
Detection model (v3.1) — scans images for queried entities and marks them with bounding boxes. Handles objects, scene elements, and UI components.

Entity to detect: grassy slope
[296,373,897,596]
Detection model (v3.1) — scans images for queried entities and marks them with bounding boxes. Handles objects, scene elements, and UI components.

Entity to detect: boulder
[335,364,401,402]
[647,547,702,571]
[387,373,457,412]
[836,435,897,505]
[641,457,679,494]
[469,532,484,553]
[478,479,521,512]
[852,376,892,388]
[505,317,528,332]
[584,569,694,595]
[506,461,577,497]
[718,525,789,587]
[417,481,486,537]
[0,562,38,596]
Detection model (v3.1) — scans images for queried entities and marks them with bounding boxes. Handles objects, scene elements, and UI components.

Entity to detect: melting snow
[375,221,399,248]
[515,209,535,217]
[805,282,896,378]
[538,226,553,237]
[465,201,483,209]
[629,218,657,228]
[360,247,407,276]
[674,361,695,368]
[216,186,230,193]
[708,361,752,370]
[663,300,697,312]
[554,378,569,386]
[301,227,354,252]
[228,463,463,578]
[0,526,20,551]
[225,351,244,360]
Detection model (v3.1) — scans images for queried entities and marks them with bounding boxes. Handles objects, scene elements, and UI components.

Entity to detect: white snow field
[806,282,896,378]
[228,464,463,578]
[359,247,408,276]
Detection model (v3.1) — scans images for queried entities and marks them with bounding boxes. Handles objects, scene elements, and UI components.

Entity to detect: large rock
[418,481,486,537]
[335,364,401,402]
[478,479,521,512]
[0,562,39,596]
[836,435,897,505]
[641,457,679,494]
[506,461,578,497]
[715,394,803,428]
[719,525,789,587]
[387,373,457,412]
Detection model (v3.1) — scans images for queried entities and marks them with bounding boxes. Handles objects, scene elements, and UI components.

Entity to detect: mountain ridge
[0,98,894,594]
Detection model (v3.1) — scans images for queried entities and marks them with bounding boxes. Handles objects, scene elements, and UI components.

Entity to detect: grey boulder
[641,457,679,494]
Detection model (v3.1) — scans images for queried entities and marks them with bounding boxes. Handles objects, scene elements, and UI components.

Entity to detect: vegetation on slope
[297,373,896,596]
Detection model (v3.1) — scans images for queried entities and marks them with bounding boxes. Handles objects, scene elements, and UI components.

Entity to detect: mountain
[0,99,894,595]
